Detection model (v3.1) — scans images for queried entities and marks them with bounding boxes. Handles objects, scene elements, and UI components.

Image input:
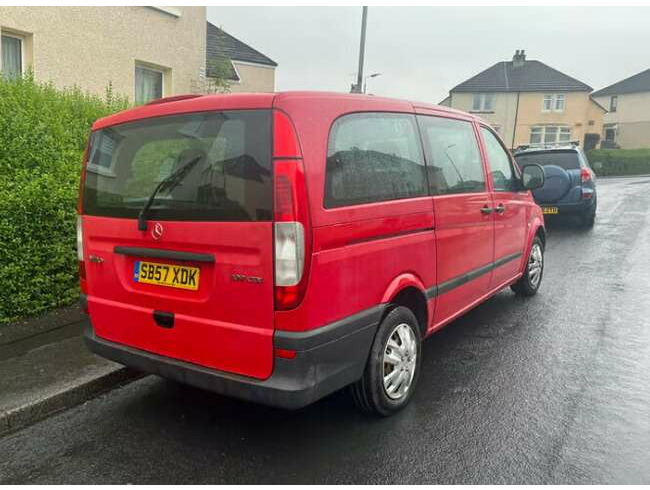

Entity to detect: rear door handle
[481,206,493,215]
[495,204,506,214]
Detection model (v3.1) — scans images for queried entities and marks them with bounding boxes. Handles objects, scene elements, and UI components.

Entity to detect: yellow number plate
[134,261,200,291]
[542,207,559,215]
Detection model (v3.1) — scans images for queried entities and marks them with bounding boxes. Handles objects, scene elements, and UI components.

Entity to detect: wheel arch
[380,274,430,338]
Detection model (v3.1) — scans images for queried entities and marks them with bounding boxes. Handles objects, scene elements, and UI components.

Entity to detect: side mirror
[521,164,545,190]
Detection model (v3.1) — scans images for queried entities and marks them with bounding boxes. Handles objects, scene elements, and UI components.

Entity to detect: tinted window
[417,115,485,195]
[481,127,518,192]
[324,113,426,208]
[515,150,581,171]
[83,110,272,221]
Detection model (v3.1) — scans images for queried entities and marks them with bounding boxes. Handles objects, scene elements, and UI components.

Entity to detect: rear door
[81,110,275,380]
[479,126,527,288]
[416,114,494,326]
[515,150,583,205]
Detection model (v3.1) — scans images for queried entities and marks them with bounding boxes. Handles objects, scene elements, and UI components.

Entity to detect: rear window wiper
[137,155,202,231]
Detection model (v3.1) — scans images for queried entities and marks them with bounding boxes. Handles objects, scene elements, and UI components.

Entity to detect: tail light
[581,167,594,199]
[78,140,89,303]
[77,215,88,300]
[273,111,311,310]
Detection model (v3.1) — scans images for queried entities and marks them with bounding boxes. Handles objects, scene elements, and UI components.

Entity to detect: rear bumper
[83,302,382,410]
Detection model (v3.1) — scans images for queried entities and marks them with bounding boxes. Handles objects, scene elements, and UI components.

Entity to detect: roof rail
[515,140,581,152]
[146,94,204,106]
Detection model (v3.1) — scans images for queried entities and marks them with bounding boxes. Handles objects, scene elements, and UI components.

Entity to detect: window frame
[529,125,572,144]
[135,63,165,105]
[471,93,496,113]
[323,110,429,209]
[479,124,521,193]
[416,114,488,196]
[610,95,618,113]
[542,93,566,113]
[1,32,25,78]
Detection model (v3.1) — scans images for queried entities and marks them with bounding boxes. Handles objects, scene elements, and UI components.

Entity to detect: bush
[0,74,128,323]
[587,148,650,177]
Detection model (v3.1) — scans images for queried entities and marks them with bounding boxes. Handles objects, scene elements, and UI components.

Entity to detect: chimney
[513,49,526,68]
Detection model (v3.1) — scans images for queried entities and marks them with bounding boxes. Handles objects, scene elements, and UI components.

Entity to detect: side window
[480,127,518,192]
[416,115,485,195]
[324,113,426,208]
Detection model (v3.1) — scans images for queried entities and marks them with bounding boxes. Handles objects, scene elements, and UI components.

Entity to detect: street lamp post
[350,6,368,94]
[364,72,382,94]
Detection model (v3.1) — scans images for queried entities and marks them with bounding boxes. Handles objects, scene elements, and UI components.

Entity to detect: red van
[80,92,546,416]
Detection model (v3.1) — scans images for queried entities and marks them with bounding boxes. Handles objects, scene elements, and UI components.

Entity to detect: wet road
[1,176,649,484]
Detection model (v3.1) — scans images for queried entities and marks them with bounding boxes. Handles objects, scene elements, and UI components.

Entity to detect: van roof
[92,91,476,131]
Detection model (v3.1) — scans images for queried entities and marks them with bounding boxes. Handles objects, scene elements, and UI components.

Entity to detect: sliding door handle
[495,204,506,214]
[480,206,493,215]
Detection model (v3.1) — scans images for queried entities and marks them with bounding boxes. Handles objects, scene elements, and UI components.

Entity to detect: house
[592,68,650,149]
[446,50,605,150]
[0,7,207,104]
[206,21,277,93]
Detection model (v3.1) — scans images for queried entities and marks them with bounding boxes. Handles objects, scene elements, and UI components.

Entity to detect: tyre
[581,208,596,229]
[350,306,421,416]
[511,236,544,296]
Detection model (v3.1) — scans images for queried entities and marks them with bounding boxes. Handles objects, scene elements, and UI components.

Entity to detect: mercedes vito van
[80,92,546,416]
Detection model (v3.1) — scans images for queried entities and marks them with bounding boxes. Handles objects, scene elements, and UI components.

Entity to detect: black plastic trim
[79,293,88,312]
[274,306,383,351]
[84,306,382,410]
[114,246,214,263]
[425,252,522,300]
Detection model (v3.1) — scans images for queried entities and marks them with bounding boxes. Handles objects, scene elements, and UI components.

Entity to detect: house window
[472,93,495,112]
[530,126,571,144]
[610,95,618,113]
[530,127,543,144]
[135,65,164,105]
[542,94,566,112]
[605,127,616,143]
[1,34,23,79]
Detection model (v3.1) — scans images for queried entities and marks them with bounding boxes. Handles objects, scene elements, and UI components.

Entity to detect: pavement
[0,306,140,435]
[1,175,649,483]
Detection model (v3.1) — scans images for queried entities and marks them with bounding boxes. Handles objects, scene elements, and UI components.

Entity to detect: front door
[416,114,494,327]
[479,126,527,289]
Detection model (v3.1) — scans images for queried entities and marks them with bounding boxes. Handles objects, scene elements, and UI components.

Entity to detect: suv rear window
[324,112,426,208]
[83,110,272,221]
[515,150,581,171]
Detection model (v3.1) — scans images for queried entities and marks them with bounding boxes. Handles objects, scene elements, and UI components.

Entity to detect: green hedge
[0,75,128,323]
[587,148,650,177]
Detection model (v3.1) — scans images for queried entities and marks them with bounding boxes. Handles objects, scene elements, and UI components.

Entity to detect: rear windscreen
[515,151,581,171]
[83,110,272,221]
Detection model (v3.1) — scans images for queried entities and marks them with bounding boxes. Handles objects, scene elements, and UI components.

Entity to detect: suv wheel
[350,306,421,416]
[511,236,544,296]
[582,208,596,229]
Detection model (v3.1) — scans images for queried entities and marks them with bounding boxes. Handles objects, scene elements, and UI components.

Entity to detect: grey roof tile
[592,68,650,97]
[451,60,591,93]
[206,21,277,80]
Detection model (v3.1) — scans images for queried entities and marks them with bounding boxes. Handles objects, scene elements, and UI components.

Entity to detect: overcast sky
[207,7,650,103]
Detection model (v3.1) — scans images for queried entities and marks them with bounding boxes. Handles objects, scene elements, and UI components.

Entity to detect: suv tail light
[581,167,594,199]
[273,111,311,310]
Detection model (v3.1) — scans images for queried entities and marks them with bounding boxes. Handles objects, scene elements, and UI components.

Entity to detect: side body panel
[273,94,436,333]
